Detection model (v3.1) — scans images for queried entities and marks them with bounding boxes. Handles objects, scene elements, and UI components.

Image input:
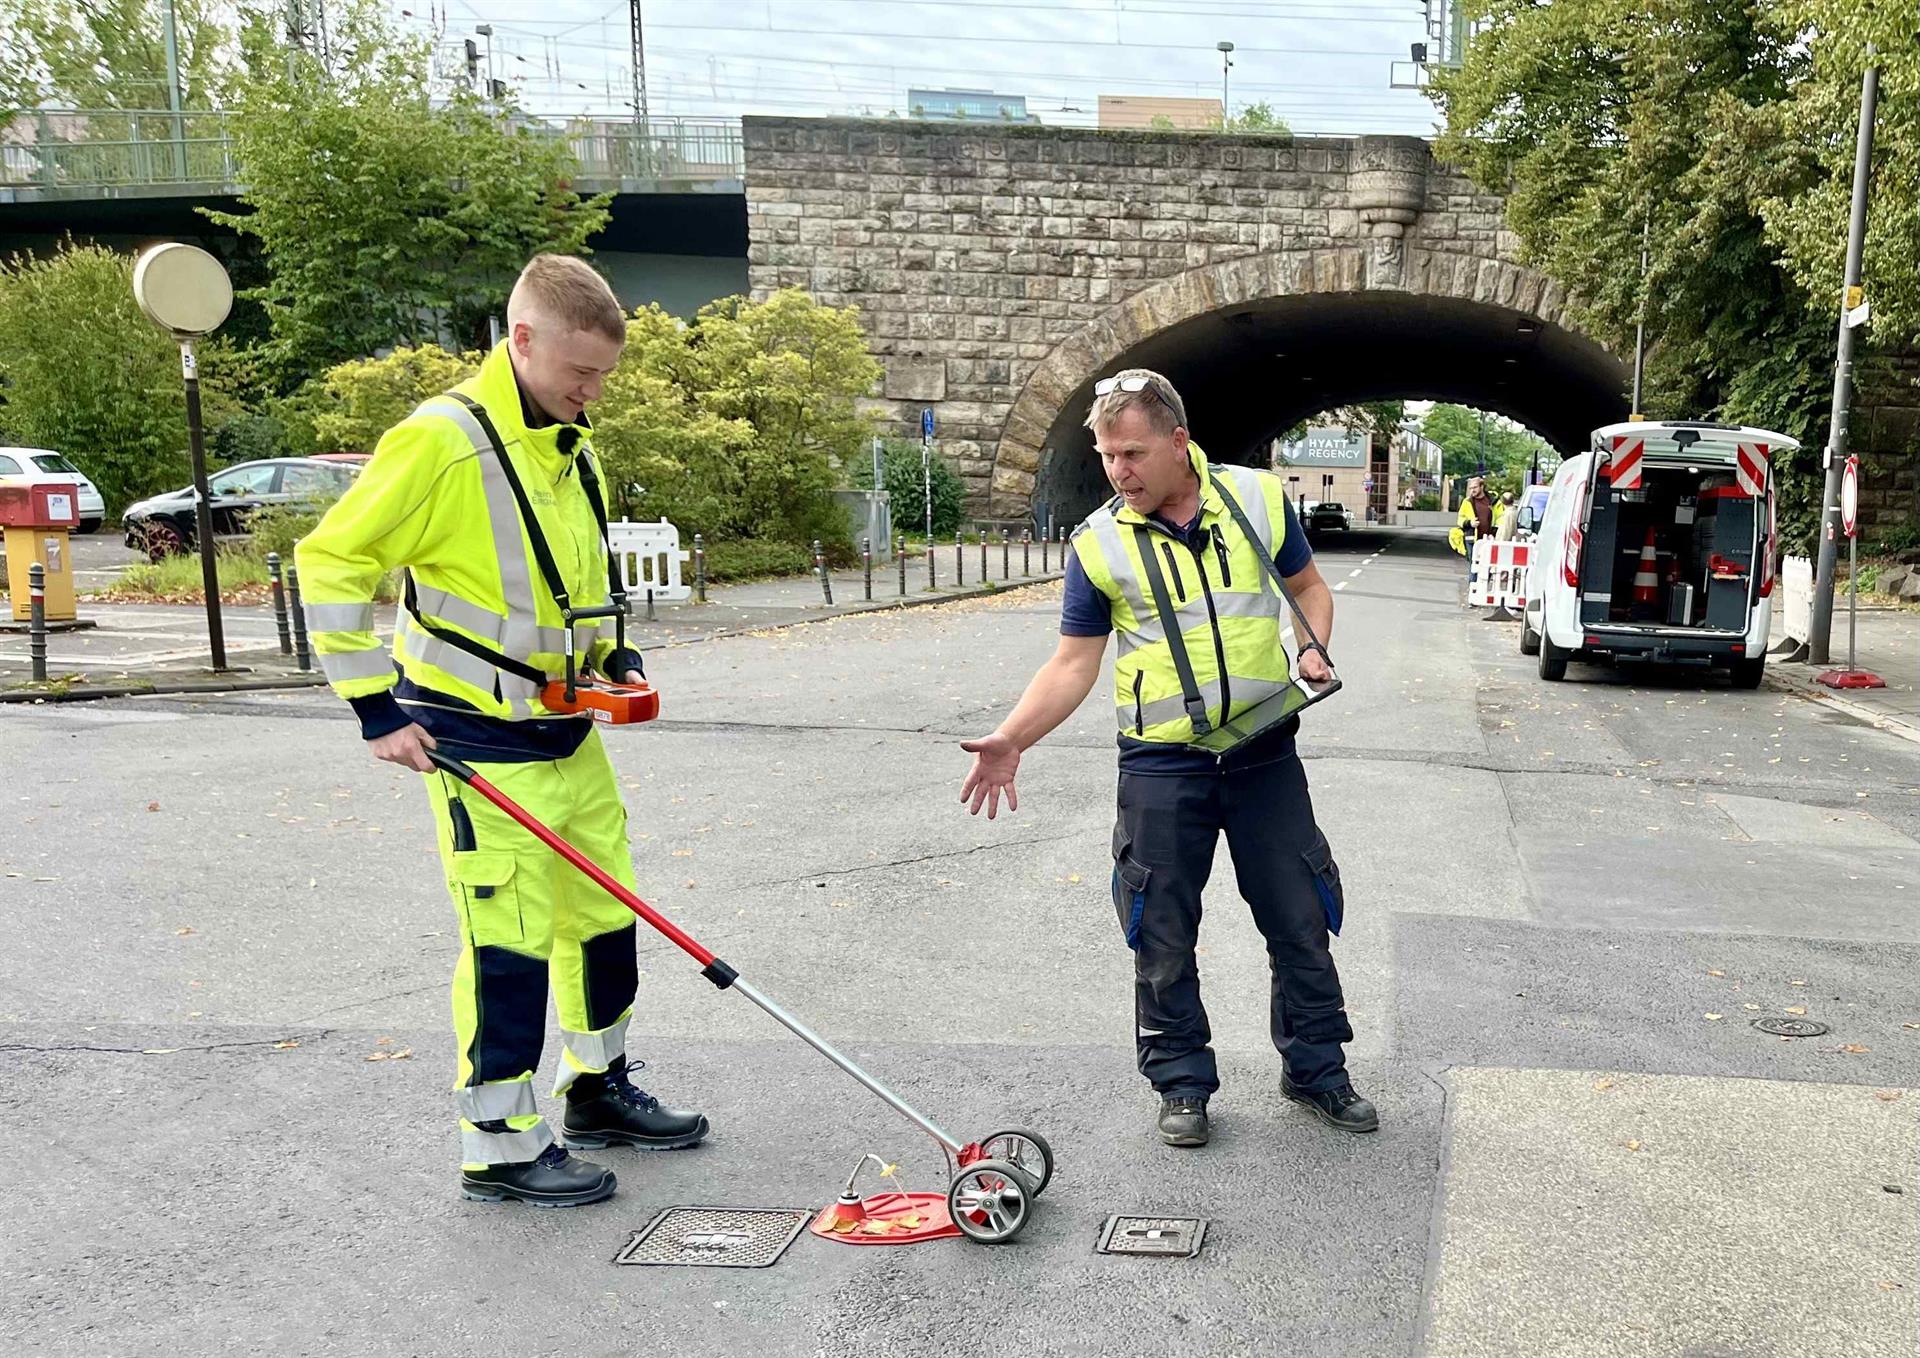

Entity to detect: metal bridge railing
[0,109,744,193]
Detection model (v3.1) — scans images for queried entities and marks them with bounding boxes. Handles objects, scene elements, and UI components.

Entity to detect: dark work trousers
[1110,750,1353,1099]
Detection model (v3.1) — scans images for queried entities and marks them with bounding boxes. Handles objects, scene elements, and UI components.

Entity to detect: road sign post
[920,408,935,586]
[1817,454,1884,690]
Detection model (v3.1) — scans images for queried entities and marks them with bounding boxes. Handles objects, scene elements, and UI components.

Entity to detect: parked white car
[0,447,106,532]
[1521,420,1789,689]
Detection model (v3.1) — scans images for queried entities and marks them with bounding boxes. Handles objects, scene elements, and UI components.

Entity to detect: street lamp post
[133,243,234,672]
[1217,41,1235,123]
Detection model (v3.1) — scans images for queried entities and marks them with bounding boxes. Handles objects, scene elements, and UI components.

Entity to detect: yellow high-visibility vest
[1071,443,1297,744]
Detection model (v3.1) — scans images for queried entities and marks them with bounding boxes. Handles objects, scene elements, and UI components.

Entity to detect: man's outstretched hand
[959,731,1021,819]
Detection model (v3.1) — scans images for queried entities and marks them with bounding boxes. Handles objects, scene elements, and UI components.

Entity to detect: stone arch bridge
[742,116,1919,530]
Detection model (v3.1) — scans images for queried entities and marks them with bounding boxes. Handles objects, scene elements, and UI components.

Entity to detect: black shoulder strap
[573,447,625,608]
[1132,523,1212,736]
[1210,469,1331,657]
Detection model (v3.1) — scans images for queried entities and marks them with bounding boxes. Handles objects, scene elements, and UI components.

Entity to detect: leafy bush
[247,497,338,561]
[312,345,479,453]
[593,292,878,552]
[0,243,195,514]
[699,539,814,583]
[852,437,967,537]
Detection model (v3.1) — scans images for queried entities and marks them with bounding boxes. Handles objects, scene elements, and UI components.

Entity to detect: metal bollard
[980,532,988,582]
[927,531,936,589]
[897,535,907,596]
[862,536,873,601]
[1001,530,1010,580]
[1041,528,1049,573]
[954,531,964,586]
[813,539,833,605]
[267,552,292,655]
[27,562,47,683]
[693,533,707,605]
[286,565,312,672]
[1023,528,1032,576]
[645,588,656,622]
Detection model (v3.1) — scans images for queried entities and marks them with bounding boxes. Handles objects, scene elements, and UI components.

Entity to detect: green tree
[1423,0,1877,547]
[592,292,881,546]
[310,345,480,453]
[0,243,210,514]
[1419,404,1555,480]
[2,0,231,114]
[208,0,610,381]
[592,306,756,531]
[1223,101,1291,135]
[691,289,883,545]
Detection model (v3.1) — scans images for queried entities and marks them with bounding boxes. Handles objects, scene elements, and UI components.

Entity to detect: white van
[1521,421,1791,688]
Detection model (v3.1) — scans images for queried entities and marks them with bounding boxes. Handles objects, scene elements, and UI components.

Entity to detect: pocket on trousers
[448,851,523,947]
[1302,831,1345,937]
[1111,826,1151,952]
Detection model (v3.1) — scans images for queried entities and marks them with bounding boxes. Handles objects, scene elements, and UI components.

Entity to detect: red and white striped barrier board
[1606,435,1645,490]
[1469,539,1534,609]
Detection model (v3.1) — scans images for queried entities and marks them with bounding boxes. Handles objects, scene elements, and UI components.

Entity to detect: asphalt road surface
[4,527,1915,1357]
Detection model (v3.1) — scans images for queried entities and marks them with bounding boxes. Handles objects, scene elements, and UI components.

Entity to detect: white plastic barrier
[605,519,691,603]
[1781,553,1813,642]
[1468,539,1533,610]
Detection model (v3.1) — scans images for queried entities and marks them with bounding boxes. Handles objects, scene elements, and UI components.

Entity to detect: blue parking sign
[921,408,935,439]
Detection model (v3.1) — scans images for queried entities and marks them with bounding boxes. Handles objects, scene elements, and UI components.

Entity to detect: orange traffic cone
[1632,528,1659,606]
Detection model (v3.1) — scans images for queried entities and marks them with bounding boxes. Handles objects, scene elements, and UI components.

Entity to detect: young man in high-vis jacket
[959,368,1376,1148]
[297,255,707,1208]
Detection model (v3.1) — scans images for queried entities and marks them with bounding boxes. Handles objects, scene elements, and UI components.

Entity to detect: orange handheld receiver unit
[541,599,660,726]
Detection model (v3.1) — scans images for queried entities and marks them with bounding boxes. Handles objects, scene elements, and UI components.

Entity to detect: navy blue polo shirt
[1064,497,1314,773]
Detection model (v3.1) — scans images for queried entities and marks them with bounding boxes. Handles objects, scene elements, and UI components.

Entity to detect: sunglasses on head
[1094,374,1177,416]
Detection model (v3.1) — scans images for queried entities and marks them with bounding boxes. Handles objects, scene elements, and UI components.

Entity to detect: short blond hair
[507,254,625,341]
[1084,368,1187,436]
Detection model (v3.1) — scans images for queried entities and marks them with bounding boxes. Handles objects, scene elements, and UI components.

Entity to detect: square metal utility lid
[1095,1215,1208,1259]
[614,1206,814,1269]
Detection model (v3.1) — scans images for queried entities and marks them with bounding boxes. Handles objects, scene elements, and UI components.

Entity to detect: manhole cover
[1752,1016,1830,1038]
[1095,1215,1207,1259]
[614,1206,813,1268]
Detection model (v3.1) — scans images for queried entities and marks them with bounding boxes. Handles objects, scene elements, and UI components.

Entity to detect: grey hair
[1084,368,1187,436]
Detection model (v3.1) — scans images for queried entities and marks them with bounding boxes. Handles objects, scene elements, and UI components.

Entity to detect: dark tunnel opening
[1027,291,1629,526]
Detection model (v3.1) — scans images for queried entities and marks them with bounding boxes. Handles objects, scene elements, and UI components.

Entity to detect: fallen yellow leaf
[1625,1140,1642,1152]
[1875,1090,1902,1102]
[1743,1004,1761,1011]
[273,1039,300,1050]
[1785,1006,1807,1016]
[1706,969,1725,977]
[1788,979,1807,987]
[1704,1013,1724,1021]
[826,1218,857,1234]
[174,926,196,937]
[1840,1044,1871,1054]
[1592,1077,1615,1092]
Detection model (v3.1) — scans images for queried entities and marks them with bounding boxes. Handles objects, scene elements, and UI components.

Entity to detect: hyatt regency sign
[1277,427,1370,468]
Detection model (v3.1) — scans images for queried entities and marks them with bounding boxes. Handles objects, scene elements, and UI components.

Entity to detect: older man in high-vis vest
[297,255,707,1208]
[959,369,1375,1148]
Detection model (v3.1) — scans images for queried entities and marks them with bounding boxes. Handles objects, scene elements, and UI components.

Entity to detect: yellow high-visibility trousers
[422,731,640,1169]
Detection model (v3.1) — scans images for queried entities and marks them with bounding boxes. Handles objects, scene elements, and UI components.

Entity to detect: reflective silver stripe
[410,583,510,643]
[400,617,548,712]
[421,398,543,680]
[303,601,374,632]
[460,1119,554,1166]
[1085,511,1153,626]
[411,581,605,656]
[550,1013,631,1096]
[316,646,394,683]
[1137,675,1291,728]
[1115,588,1279,655]
[1212,464,1274,554]
[455,1078,537,1123]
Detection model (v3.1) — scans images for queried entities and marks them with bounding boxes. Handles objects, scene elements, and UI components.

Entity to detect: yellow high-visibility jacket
[295,343,624,723]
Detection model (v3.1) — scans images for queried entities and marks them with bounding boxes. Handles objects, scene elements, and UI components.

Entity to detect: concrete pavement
[3,526,1916,1357]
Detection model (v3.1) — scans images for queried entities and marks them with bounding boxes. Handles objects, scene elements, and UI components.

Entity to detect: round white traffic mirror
[133,242,233,337]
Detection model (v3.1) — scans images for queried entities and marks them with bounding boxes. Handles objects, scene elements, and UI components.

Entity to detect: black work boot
[461,1142,616,1207]
[1282,1077,1380,1133]
[563,1055,710,1150]
[1156,1095,1211,1147]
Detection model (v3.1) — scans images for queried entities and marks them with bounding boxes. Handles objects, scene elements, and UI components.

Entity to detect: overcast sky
[393,0,1441,136]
